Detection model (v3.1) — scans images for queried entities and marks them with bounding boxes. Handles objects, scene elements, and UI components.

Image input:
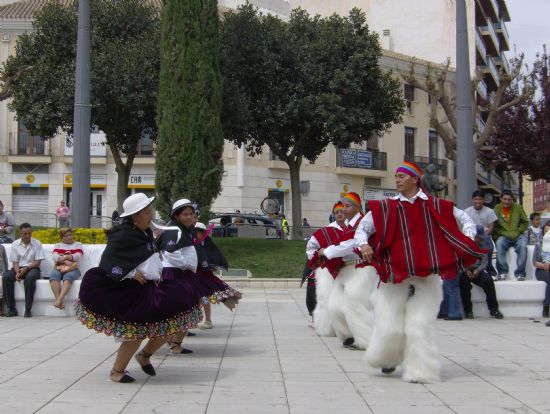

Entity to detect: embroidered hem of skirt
[74,300,203,340]
[204,287,243,304]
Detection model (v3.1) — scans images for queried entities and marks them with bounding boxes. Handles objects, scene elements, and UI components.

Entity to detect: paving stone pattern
[1,288,550,413]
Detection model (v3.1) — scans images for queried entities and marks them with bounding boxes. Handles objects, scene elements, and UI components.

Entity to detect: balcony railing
[480,0,499,20]
[477,161,504,191]
[480,18,499,54]
[337,148,387,171]
[476,115,486,133]
[404,155,448,177]
[13,136,47,155]
[481,56,500,88]
[475,29,487,62]
[488,57,501,83]
[493,54,510,75]
[493,21,510,51]
[476,79,488,101]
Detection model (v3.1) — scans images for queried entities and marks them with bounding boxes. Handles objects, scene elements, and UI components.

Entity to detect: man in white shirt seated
[2,223,46,317]
[464,190,498,277]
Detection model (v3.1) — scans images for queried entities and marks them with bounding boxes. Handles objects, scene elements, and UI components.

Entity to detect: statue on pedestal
[422,164,448,196]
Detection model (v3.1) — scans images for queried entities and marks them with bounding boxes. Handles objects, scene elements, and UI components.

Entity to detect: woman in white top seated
[49,227,83,309]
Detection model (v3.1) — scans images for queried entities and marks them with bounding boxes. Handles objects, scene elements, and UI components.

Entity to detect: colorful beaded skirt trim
[204,287,243,305]
[74,300,203,340]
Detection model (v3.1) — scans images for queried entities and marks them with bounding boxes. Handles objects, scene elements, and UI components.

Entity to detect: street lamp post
[455,0,476,209]
[71,0,91,228]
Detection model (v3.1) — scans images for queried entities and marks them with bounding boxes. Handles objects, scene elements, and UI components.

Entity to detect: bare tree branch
[403,55,532,162]
[0,66,33,101]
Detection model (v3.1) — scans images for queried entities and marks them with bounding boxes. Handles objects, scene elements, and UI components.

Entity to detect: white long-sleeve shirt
[305,221,345,260]
[161,245,198,273]
[123,253,163,281]
[323,212,363,261]
[354,190,476,247]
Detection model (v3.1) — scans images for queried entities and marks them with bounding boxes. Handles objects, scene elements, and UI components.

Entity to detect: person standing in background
[55,201,70,228]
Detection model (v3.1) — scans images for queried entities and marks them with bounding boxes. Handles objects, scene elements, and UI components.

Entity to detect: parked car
[209,213,277,238]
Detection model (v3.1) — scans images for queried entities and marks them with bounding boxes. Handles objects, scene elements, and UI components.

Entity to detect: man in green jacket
[493,189,529,281]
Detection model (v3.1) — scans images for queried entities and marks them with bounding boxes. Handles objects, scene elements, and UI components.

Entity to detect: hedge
[32,228,107,244]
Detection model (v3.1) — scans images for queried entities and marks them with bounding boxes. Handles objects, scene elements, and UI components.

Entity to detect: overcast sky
[506,0,550,68]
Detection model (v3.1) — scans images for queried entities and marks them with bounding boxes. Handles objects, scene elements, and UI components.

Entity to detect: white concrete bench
[471,245,546,317]
[1,244,106,316]
[1,243,547,318]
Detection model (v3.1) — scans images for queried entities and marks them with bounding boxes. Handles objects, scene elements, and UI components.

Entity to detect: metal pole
[71,0,91,227]
[455,0,476,209]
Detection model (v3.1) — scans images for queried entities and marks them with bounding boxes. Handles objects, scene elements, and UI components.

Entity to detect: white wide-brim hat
[170,198,197,217]
[195,222,207,231]
[119,193,156,217]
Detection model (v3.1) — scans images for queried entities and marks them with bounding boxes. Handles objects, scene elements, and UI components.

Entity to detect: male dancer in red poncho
[356,162,481,383]
[320,192,378,350]
[306,202,346,337]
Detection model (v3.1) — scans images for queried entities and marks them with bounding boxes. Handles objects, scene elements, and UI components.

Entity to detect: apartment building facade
[293,0,518,196]
[1,0,456,227]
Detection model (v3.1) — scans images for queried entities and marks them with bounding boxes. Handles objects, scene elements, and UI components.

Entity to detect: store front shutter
[12,188,51,227]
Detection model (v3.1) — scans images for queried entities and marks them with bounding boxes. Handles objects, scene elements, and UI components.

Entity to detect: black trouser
[459,271,499,314]
[2,268,41,312]
[535,269,550,307]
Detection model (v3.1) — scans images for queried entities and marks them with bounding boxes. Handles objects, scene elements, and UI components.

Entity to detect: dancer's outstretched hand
[134,271,147,285]
[360,244,374,263]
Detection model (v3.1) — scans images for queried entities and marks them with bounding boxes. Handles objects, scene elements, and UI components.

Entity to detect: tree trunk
[108,141,136,213]
[287,159,303,241]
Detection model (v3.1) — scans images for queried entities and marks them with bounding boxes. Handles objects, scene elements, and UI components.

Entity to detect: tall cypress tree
[155,0,224,219]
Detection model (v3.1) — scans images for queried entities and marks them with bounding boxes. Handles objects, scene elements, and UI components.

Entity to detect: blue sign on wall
[357,150,373,169]
[341,149,357,168]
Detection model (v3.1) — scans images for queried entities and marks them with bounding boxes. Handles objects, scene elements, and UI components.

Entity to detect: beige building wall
[292,0,478,72]
[212,51,456,227]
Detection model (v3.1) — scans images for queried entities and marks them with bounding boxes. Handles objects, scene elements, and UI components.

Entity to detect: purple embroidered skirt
[194,269,242,305]
[76,267,203,340]
[160,267,240,306]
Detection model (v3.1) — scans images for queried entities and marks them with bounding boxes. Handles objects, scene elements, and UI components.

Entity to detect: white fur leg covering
[401,275,443,384]
[343,266,378,349]
[365,281,409,369]
[313,268,336,337]
[327,272,353,342]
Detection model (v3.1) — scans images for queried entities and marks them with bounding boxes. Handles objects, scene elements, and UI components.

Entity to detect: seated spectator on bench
[460,225,503,320]
[50,228,83,310]
[533,220,550,319]
[0,244,8,316]
[493,190,529,281]
[0,200,15,244]
[465,190,498,277]
[525,212,542,245]
[2,223,45,317]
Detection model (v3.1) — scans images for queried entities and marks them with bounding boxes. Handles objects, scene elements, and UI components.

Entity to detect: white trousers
[366,274,443,383]
[312,267,336,337]
[327,264,377,348]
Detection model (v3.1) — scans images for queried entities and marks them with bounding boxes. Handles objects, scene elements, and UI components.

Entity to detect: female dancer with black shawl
[156,199,241,354]
[76,194,203,383]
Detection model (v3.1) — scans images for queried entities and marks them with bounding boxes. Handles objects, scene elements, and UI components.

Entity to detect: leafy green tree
[155,0,224,220]
[1,0,160,211]
[220,5,404,238]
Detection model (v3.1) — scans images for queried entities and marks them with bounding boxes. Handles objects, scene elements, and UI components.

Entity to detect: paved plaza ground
[1,287,550,414]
